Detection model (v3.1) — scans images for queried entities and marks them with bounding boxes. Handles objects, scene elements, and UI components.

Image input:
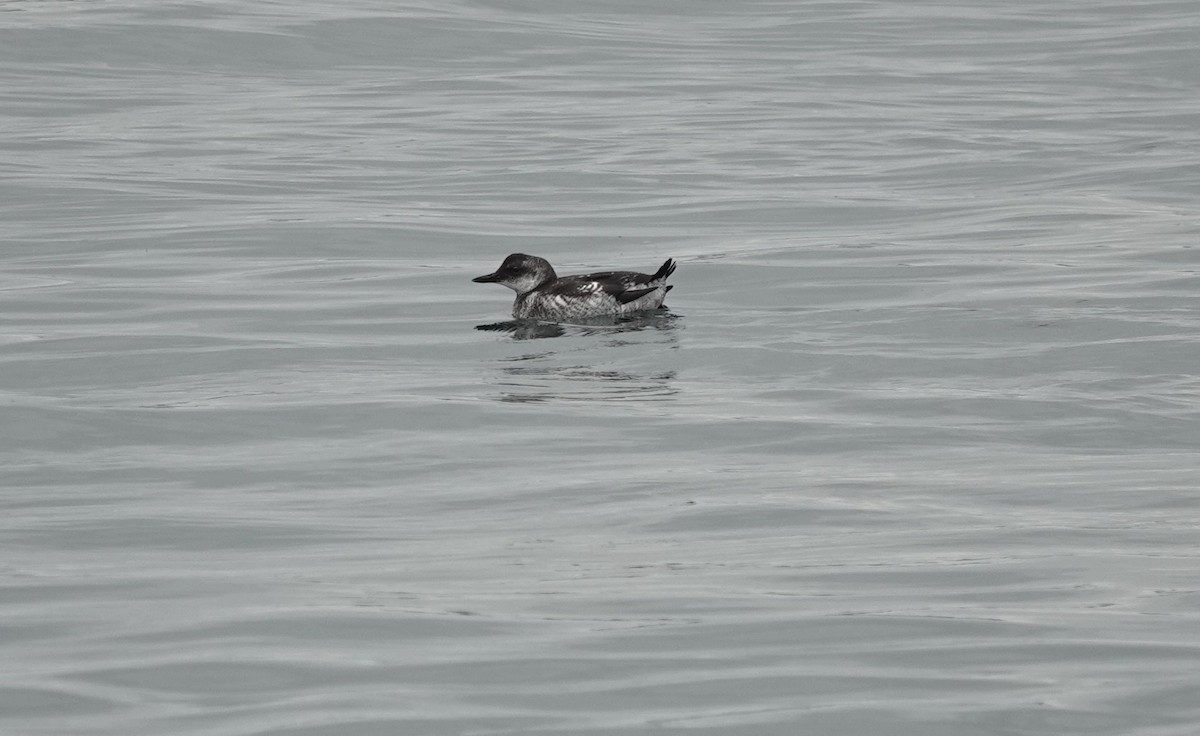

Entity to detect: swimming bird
[473,253,676,322]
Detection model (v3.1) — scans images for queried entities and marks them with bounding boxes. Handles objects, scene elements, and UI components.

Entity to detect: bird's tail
[652,258,676,282]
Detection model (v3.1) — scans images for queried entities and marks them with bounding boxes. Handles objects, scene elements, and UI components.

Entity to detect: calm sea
[2,1,1198,734]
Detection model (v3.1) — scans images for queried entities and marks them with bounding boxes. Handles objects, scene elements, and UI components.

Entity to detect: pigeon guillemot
[473,253,676,322]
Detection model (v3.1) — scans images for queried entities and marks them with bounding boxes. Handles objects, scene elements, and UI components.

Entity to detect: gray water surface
[2,1,1199,734]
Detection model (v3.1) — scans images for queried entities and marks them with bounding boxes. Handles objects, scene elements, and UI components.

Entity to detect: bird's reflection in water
[475,309,679,341]
[476,310,682,403]
[474,320,566,340]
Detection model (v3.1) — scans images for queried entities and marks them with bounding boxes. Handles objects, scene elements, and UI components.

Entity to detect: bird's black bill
[473,272,501,283]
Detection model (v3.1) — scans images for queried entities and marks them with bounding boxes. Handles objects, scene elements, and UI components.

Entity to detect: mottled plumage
[473,253,676,322]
